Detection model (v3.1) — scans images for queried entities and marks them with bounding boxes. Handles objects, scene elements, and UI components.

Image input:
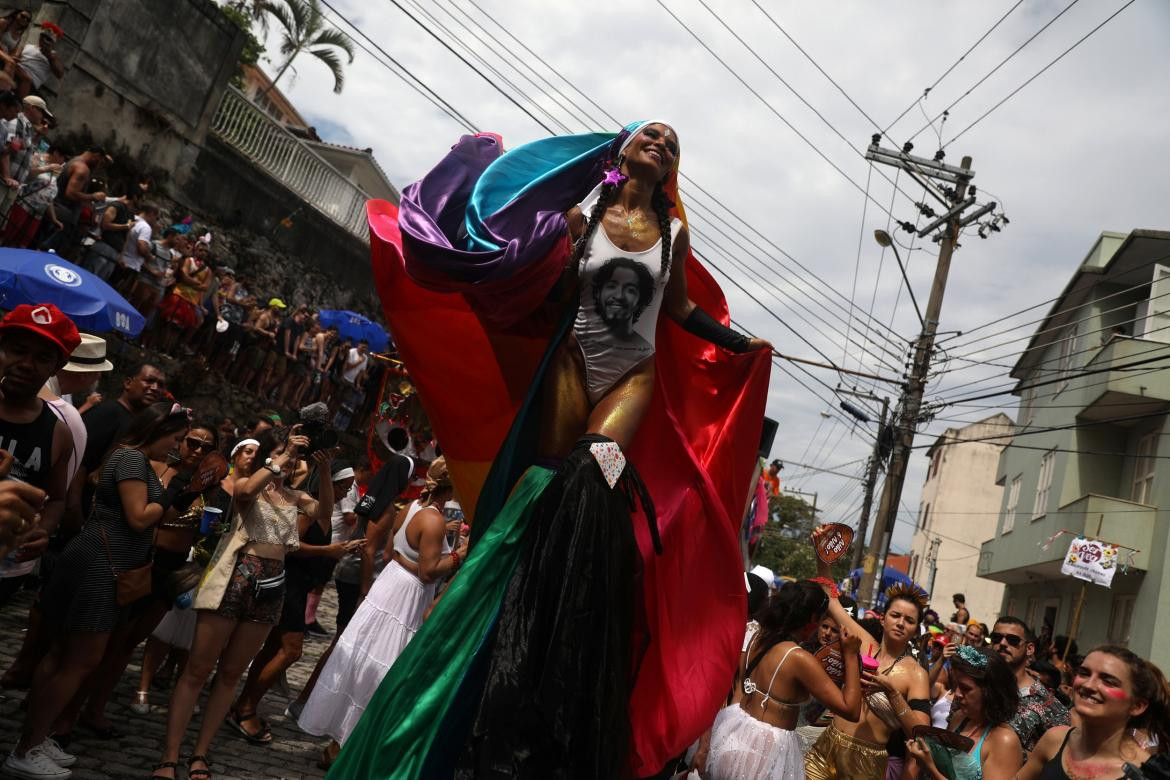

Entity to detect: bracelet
[810,576,840,598]
[450,550,462,568]
[896,706,910,717]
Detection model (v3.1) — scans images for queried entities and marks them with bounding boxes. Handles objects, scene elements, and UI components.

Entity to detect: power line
[317,0,478,132]
[399,0,573,134]
[882,0,1027,137]
[383,0,556,134]
[916,407,1170,450]
[945,0,1139,147]
[906,0,1083,143]
[654,0,904,221]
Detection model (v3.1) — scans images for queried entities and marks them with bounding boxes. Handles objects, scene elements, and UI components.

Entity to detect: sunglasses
[185,437,215,452]
[989,632,1024,648]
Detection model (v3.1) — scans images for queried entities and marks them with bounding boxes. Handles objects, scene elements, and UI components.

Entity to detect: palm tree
[259,0,355,95]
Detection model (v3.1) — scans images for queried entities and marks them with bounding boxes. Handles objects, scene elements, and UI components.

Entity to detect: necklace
[621,209,648,240]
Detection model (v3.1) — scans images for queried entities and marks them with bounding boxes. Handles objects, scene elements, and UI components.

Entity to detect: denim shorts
[213,553,285,624]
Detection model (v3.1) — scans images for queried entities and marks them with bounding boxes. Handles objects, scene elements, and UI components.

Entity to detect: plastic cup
[861,654,879,675]
[200,506,223,535]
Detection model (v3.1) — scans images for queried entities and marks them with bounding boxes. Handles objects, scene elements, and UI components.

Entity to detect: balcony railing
[210,87,369,242]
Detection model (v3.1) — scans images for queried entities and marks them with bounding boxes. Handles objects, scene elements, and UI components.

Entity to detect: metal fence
[209,87,369,242]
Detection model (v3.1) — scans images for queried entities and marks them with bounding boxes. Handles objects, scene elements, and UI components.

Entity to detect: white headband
[332,467,355,481]
[230,438,259,458]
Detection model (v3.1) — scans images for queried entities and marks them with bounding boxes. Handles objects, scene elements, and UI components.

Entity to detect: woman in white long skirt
[296,458,468,757]
[697,580,864,780]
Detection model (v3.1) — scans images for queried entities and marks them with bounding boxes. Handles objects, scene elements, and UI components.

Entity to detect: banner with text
[1060,536,1120,587]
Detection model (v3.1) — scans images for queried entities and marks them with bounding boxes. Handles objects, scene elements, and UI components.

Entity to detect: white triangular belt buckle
[589,441,626,489]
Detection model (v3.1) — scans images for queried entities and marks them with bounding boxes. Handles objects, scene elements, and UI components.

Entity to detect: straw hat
[61,333,114,373]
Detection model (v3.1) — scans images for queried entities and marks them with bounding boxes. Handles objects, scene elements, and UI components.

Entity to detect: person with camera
[228,451,361,746]
[152,427,333,780]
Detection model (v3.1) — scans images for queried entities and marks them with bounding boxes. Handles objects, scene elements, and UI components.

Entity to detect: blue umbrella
[318,309,390,352]
[0,249,145,336]
[846,566,926,609]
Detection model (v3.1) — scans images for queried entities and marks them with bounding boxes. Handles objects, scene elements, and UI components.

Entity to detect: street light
[875,229,925,329]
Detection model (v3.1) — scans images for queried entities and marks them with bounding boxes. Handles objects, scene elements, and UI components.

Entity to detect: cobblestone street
[0,589,340,779]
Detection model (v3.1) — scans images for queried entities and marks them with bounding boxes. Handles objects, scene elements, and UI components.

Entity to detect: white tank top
[573,194,682,404]
[392,500,452,564]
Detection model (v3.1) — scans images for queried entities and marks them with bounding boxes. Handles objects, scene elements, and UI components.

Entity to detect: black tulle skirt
[455,434,656,779]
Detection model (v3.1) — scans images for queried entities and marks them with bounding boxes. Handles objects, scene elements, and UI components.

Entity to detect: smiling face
[963,623,985,647]
[622,123,678,182]
[1073,651,1148,724]
[124,364,166,409]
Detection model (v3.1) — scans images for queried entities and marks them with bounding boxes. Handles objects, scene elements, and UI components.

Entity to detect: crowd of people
[0,302,452,779]
[676,526,1170,779]
[0,41,384,434]
[0,302,1166,780]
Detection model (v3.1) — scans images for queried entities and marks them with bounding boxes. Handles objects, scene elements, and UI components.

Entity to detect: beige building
[910,413,1013,623]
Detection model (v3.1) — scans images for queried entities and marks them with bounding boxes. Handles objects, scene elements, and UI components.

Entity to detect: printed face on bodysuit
[593,258,655,339]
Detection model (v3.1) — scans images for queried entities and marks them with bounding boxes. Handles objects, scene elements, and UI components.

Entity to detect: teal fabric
[464,121,645,252]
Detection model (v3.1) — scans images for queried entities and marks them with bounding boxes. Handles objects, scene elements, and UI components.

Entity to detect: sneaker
[37,740,75,769]
[129,691,150,716]
[2,746,72,778]
[305,621,330,638]
[284,699,304,722]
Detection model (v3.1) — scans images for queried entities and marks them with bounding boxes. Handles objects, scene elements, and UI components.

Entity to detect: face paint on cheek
[1101,686,1128,701]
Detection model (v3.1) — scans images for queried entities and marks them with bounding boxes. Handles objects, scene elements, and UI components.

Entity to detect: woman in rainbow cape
[330,121,772,778]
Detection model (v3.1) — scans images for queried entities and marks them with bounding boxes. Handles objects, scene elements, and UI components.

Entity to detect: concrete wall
[36,0,244,179]
[181,136,371,292]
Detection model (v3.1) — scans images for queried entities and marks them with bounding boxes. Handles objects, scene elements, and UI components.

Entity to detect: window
[920,503,932,533]
[1032,450,1055,520]
[1057,325,1077,377]
[929,449,941,479]
[1132,432,1157,505]
[1019,383,1036,427]
[1134,264,1170,342]
[1003,476,1021,534]
[1108,595,1136,646]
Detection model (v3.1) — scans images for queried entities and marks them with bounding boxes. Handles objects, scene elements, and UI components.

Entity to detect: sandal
[227,710,272,744]
[187,754,211,779]
[152,760,178,780]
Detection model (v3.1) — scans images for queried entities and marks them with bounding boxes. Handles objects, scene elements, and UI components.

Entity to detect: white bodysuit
[573,195,682,404]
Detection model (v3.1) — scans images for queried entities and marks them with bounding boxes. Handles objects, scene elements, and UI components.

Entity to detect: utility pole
[857,138,1001,608]
[837,389,891,574]
[925,536,943,597]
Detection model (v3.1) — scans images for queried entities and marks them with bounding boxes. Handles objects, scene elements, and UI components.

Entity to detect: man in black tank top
[0,304,80,604]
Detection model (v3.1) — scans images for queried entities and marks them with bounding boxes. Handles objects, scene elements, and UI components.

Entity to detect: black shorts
[279,575,310,633]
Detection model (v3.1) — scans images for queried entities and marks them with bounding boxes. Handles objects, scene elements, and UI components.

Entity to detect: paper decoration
[1060,536,1120,587]
[815,523,854,564]
[589,441,626,489]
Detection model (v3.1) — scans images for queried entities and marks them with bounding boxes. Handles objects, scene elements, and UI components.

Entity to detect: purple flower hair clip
[602,167,627,188]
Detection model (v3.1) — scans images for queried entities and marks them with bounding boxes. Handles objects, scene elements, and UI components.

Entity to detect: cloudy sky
[260,0,1169,558]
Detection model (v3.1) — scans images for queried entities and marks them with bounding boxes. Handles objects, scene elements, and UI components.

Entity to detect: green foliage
[752,494,852,582]
[219,2,266,90]
[261,0,357,95]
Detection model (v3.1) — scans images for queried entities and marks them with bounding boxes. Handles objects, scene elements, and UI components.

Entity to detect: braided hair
[573,163,674,280]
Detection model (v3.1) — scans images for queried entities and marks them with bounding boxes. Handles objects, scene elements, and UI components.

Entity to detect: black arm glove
[155,472,198,514]
[682,307,753,353]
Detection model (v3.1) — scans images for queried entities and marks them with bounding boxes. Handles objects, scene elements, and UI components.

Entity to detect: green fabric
[327,465,555,780]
